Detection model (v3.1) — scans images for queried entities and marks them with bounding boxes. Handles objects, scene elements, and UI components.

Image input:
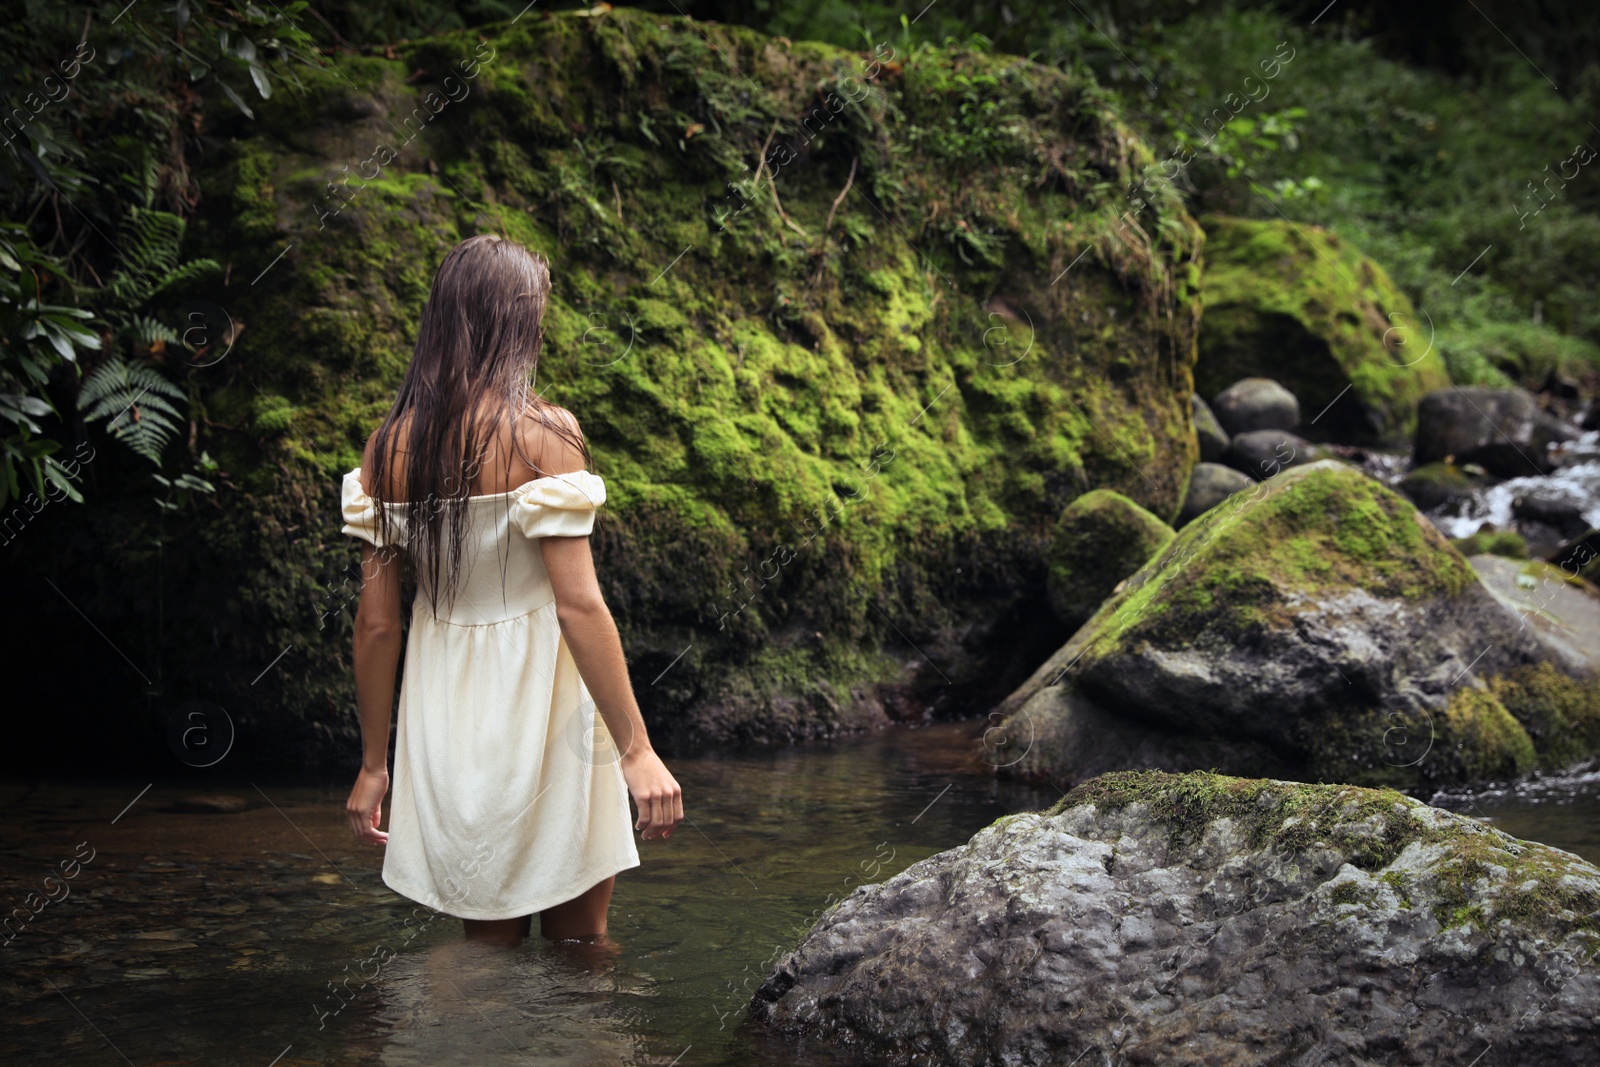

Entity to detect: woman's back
[341,465,606,625]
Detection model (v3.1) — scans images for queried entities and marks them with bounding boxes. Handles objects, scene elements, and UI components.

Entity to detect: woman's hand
[620,748,683,840]
[346,766,390,845]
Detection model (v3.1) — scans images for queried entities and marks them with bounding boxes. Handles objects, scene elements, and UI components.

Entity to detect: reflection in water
[375,939,647,1066]
[2,725,1594,1065]
[0,721,1051,1066]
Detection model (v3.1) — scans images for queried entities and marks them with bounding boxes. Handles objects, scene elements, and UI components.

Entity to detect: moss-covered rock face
[753,770,1600,1065]
[990,460,1598,792]
[1196,215,1450,445]
[1046,489,1174,630]
[18,10,1205,767]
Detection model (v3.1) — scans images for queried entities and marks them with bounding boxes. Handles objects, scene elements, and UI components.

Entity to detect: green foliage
[0,0,318,504]
[77,356,186,466]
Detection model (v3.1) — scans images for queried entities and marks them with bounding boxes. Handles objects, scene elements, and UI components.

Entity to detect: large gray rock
[1222,428,1325,479]
[1192,394,1230,462]
[752,771,1600,1066]
[991,461,1581,792]
[1414,387,1574,477]
[1210,377,1300,436]
[1470,553,1600,677]
[1177,462,1253,526]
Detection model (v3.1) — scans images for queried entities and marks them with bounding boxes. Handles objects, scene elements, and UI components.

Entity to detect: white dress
[340,467,640,920]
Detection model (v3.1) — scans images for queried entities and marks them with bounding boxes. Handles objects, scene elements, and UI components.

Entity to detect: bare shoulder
[518,401,588,477]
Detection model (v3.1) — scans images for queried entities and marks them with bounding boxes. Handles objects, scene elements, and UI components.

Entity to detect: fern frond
[78,356,187,466]
[103,207,189,309]
[152,257,222,297]
[128,314,181,349]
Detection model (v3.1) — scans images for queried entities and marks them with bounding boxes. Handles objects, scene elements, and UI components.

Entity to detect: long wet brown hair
[367,234,590,615]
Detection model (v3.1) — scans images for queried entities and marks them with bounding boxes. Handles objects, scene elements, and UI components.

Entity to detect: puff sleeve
[340,468,402,548]
[509,470,607,539]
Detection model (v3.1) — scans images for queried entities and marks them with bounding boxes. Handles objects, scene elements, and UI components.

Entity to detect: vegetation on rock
[1045,488,1174,630]
[1195,215,1450,444]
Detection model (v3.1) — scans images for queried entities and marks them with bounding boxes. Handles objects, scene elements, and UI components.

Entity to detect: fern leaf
[77,356,188,466]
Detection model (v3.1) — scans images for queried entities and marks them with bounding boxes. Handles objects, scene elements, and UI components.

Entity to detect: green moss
[1436,686,1537,782]
[1053,771,1600,946]
[1196,216,1451,444]
[1306,686,1536,791]
[165,8,1207,758]
[1082,461,1476,657]
[1328,881,1363,906]
[1450,529,1529,559]
[1488,663,1600,771]
[1046,489,1175,628]
[1379,870,1413,910]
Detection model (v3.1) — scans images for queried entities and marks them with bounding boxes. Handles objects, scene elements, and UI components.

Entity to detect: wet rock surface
[1221,428,1325,478]
[753,771,1600,1067]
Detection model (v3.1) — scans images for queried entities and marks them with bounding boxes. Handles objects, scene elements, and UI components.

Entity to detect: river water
[2,721,1595,1066]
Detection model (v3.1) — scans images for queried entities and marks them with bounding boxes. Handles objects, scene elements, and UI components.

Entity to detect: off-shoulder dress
[339,468,640,920]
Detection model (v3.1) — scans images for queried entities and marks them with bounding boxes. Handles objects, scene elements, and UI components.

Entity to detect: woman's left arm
[347,538,405,844]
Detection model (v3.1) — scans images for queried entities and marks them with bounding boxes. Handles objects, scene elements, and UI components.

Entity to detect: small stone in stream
[1222,429,1323,479]
[1512,485,1591,538]
[1414,386,1574,477]
[1177,462,1253,526]
[1210,377,1300,436]
[172,795,249,814]
[1398,461,1489,511]
[1191,394,1230,462]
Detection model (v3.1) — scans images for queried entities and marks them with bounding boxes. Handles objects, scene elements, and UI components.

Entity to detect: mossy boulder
[990,461,1597,792]
[8,9,1206,769]
[753,771,1600,1066]
[1046,489,1175,631]
[1196,215,1450,445]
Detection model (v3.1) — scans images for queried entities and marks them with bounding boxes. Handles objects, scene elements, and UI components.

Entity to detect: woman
[339,234,682,947]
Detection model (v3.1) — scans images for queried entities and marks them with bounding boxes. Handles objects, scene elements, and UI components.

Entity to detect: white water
[1428,430,1600,540]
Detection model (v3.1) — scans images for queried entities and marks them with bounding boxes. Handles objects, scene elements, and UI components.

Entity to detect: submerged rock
[752,771,1600,1066]
[1047,490,1175,631]
[992,461,1595,791]
[1195,216,1451,445]
[1177,462,1254,526]
[1414,387,1573,477]
[1210,377,1299,436]
[1192,394,1231,462]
